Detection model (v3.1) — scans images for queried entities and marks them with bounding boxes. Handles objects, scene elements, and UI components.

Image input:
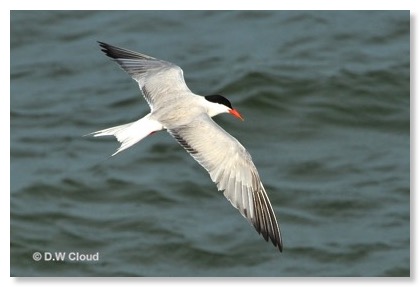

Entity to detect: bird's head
[204,95,244,121]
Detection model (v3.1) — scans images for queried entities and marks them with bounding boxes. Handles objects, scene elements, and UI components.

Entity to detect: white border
[4,0,415,10]
[5,1,416,286]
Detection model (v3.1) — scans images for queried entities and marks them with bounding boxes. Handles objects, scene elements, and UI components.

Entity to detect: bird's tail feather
[88,114,163,156]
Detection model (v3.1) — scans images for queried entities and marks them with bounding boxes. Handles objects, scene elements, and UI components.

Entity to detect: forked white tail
[89,113,163,156]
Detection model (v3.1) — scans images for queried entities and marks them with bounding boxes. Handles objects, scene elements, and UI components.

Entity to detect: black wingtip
[278,241,283,253]
[97,41,157,62]
[252,187,283,253]
[274,231,283,252]
[97,41,119,60]
[270,233,283,252]
[273,230,283,252]
[97,41,108,50]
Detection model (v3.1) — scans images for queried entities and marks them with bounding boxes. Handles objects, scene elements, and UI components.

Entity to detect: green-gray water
[11,11,409,276]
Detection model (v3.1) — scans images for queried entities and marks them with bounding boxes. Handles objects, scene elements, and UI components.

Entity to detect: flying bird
[90,42,283,252]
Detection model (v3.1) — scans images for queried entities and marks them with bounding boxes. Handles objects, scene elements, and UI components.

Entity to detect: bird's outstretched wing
[98,42,191,110]
[168,115,283,252]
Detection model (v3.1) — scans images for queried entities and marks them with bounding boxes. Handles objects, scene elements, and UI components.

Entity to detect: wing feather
[98,42,191,109]
[167,115,283,251]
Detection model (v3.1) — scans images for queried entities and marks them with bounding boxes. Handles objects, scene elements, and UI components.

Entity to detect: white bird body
[90,42,283,252]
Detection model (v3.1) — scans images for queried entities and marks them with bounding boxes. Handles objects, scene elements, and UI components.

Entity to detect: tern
[90,42,283,252]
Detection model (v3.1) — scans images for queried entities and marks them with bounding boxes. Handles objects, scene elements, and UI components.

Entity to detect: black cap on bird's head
[205,95,233,109]
[205,95,244,121]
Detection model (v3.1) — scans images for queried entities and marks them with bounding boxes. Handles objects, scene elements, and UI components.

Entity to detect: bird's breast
[151,100,206,129]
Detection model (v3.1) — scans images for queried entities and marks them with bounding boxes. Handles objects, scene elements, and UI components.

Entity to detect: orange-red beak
[229,109,244,121]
